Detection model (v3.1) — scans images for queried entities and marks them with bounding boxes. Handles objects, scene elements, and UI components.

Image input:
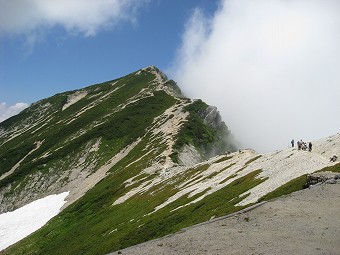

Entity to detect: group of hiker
[291,139,312,152]
[291,139,337,162]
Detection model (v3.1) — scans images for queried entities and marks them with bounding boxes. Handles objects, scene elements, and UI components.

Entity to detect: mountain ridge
[0,67,339,254]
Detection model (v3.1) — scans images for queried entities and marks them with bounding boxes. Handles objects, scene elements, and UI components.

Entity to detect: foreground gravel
[110,183,340,255]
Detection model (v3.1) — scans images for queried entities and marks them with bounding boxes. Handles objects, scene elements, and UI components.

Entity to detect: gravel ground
[109,183,340,255]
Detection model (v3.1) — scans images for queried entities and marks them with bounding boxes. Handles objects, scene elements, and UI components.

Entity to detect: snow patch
[0,192,69,251]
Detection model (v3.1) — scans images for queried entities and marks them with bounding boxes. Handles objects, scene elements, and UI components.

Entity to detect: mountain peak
[0,66,236,212]
[2,67,337,255]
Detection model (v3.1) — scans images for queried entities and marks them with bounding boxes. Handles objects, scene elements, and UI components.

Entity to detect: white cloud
[0,0,149,37]
[0,102,29,122]
[171,0,340,153]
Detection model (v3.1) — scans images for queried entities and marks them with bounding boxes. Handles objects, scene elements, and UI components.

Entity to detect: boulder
[306,171,340,187]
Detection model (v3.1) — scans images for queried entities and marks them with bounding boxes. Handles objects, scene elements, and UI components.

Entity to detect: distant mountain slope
[1,66,339,255]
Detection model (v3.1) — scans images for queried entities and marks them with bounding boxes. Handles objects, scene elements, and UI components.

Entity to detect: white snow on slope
[0,192,69,251]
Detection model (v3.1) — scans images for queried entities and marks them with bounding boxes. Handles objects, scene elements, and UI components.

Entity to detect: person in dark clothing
[308,142,312,152]
[291,139,294,147]
[330,155,337,162]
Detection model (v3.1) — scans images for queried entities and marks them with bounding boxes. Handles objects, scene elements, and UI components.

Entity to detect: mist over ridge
[170,0,340,153]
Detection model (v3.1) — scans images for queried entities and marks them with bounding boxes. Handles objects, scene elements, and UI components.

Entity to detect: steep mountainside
[1,66,339,255]
[0,66,239,254]
[0,66,236,213]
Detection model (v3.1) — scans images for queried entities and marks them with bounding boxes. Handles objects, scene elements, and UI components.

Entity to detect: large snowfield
[0,192,69,251]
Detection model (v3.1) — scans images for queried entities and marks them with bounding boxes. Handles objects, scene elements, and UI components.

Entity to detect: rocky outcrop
[200,106,224,129]
[306,171,340,187]
[177,144,203,166]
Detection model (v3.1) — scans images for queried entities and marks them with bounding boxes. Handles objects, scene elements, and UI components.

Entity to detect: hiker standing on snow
[291,139,294,147]
[308,142,312,152]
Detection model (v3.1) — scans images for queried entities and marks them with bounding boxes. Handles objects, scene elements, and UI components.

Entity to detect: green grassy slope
[3,162,265,255]
[1,66,241,254]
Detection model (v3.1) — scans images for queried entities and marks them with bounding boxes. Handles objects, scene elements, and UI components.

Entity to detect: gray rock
[201,106,224,129]
[306,171,339,187]
[325,179,337,184]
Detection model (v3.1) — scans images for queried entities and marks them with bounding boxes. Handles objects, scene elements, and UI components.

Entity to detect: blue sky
[0,0,218,106]
[1,0,339,152]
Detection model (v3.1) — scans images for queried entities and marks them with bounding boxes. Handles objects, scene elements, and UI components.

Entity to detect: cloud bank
[172,0,340,153]
[0,103,29,123]
[0,0,149,37]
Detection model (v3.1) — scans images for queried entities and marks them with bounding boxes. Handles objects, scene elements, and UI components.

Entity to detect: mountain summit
[1,67,339,254]
[1,66,237,253]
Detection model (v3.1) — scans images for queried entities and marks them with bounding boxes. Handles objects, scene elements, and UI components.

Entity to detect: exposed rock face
[62,90,88,111]
[200,106,224,129]
[177,144,203,166]
[306,171,340,187]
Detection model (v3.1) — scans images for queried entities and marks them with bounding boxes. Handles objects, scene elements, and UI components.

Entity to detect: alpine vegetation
[0,66,236,254]
[0,66,339,255]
